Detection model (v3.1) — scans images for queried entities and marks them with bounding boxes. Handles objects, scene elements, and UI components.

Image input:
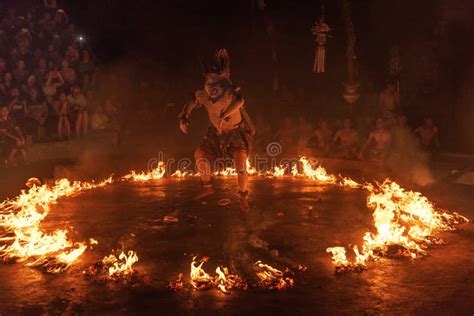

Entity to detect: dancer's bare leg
[194,147,215,199]
[233,150,249,211]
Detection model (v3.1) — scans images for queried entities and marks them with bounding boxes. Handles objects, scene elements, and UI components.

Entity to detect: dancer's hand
[179,118,189,134]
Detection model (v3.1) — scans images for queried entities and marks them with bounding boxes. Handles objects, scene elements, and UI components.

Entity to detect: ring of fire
[0,157,469,292]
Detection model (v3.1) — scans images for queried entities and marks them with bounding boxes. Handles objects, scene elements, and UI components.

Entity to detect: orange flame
[338,176,360,188]
[0,177,112,272]
[213,167,238,176]
[246,159,257,175]
[171,170,195,178]
[254,260,294,289]
[299,157,337,183]
[190,256,213,289]
[122,162,166,181]
[103,250,139,277]
[327,179,469,272]
[215,266,248,293]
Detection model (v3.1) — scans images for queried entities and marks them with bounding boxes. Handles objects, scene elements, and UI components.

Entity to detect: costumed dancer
[178,49,255,212]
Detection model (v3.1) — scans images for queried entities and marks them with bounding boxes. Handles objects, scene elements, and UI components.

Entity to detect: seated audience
[332,118,360,159]
[60,59,77,89]
[56,92,71,139]
[0,105,26,165]
[360,118,392,162]
[43,70,64,104]
[91,105,109,130]
[8,87,27,129]
[25,87,48,141]
[415,117,439,153]
[67,84,87,136]
[310,119,333,157]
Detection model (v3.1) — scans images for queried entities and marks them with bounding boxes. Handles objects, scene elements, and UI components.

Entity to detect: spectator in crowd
[332,118,360,159]
[0,29,8,56]
[0,58,7,78]
[13,60,28,85]
[379,82,399,117]
[55,10,69,31]
[91,104,109,130]
[415,117,439,153]
[47,43,62,67]
[309,119,333,157]
[34,58,49,86]
[8,87,27,128]
[44,0,58,10]
[0,105,26,164]
[56,92,70,139]
[66,44,80,66]
[23,74,38,95]
[67,84,87,136]
[77,50,95,89]
[43,69,64,104]
[0,72,14,101]
[360,118,392,162]
[60,59,77,89]
[25,87,48,141]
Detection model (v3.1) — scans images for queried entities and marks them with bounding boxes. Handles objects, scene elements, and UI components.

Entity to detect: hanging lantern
[311,8,331,74]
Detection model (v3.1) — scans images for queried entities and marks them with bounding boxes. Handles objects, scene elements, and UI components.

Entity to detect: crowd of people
[306,114,439,162]
[0,4,122,165]
[0,4,442,167]
[252,81,440,163]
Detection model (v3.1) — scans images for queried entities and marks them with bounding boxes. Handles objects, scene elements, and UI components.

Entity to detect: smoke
[386,125,434,186]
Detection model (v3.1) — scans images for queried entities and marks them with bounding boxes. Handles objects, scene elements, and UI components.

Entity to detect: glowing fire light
[122,162,166,181]
[103,250,139,277]
[268,165,286,177]
[213,167,237,177]
[185,257,248,293]
[299,157,336,183]
[190,256,213,289]
[327,179,469,273]
[171,170,194,178]
[215,266,248,293]
[168,273,184,290]
[0,177,112,272]
[291,164,299,176]
[253,261,294,289]
[246,159,257,175]
[338,176,360,188]
[27,243,87,273]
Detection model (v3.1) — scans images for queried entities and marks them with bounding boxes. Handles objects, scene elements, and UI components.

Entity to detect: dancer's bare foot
[238,190,249,212]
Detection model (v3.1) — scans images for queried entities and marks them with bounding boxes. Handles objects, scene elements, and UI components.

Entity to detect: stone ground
[0,171,473,315]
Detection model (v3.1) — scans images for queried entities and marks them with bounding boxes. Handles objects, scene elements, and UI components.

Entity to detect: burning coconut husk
[84,250,141,283]
[190,256,214,289]
[168,273,184,291]
[253,261,295,290]
[172,257,248,293]
[214,266,248,293]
